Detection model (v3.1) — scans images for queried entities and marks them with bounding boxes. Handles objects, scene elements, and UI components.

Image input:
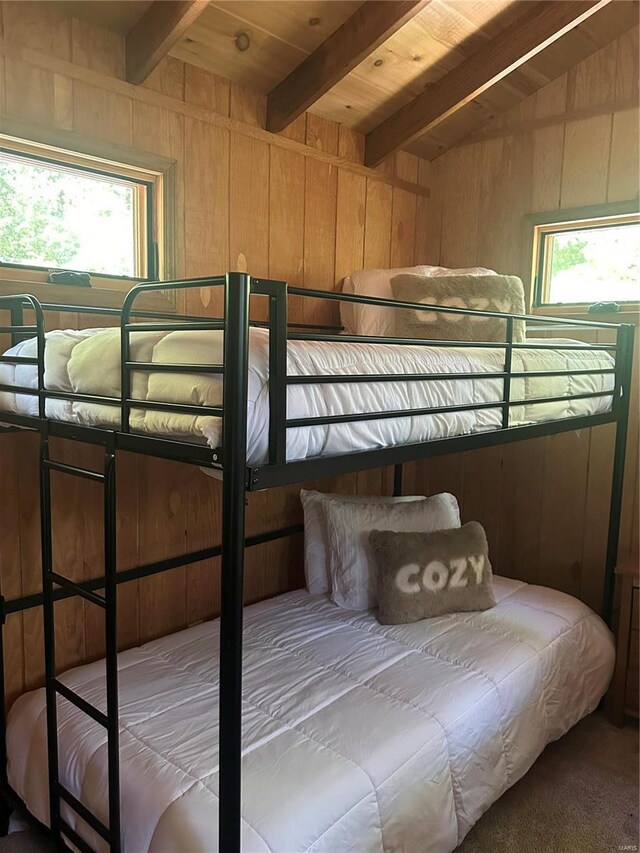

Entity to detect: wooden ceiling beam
[364,0,613,167]
[266,0,433,134]
[126,0,209,85]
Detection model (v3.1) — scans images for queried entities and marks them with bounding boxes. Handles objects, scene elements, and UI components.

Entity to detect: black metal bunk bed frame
[0,272,634,852]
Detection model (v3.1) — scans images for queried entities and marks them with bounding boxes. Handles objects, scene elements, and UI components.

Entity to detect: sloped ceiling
[52,0,640,159]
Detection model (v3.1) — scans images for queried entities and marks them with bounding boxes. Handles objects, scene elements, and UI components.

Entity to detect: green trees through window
[0,151,145,278]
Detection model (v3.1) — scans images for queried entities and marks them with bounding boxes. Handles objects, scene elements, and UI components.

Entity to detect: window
[533,210,640,308]
[0,142,158,281]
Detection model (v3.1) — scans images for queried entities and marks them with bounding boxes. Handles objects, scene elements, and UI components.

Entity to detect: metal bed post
[602,323,635,627]
[219,271,251,853]
[40,435,62,850]
[393,464,403,497]
[104,448,121,852]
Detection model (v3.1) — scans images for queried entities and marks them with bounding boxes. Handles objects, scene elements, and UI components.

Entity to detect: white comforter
[7,577,613,852]
[0,328,614,466]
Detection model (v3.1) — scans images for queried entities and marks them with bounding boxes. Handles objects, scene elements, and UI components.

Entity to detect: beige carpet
[458,712,639,853]
[1,712,637,852]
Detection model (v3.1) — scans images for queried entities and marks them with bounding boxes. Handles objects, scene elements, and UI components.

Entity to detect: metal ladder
[40,438,121,853]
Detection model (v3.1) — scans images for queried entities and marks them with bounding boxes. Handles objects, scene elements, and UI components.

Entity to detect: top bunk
[0,271,634,491]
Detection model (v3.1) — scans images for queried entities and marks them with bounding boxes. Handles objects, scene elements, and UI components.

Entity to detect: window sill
[0,278,176,315]
[532,304,639,325]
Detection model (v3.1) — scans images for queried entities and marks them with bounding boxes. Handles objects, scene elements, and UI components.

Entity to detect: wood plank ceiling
[59,0,639,161]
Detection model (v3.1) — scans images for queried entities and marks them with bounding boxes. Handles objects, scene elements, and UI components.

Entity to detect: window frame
[0,134,164,287]
[529,200,640,314]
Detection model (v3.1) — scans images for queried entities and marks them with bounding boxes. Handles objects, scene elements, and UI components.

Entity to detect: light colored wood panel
[3,0,71,59]
[460,446,503,564]
[52,73,73,131]
[132,98,184,160]
[439,143,481,267]
[531,124,565,211]
[337,125,364,164]
[229,133,270,275]
[581,423,615,612]
[142,55,185,100]
[395,150,419,184]
[3,615,23,707]
[4,58,57,127]
[183,117,229,315]
[303,157,338,325]
[306,113,339,155]
[185,467,220,626]
[72,79,133,146]
[538,430,591,598]
[496,438,545,582]
[615,25,639,102]
[533,73,568,121]
[608,108,640,202]
[619,330,640,561]
[390,186,417,267]
[51,1,153,36]
[71,16,125,78]
[137,457,187,642]
[421,156,443,265]
[229,81,266,128]
[335,168,366,282]
[363,179,392,269]
[184,61,230,115]
[412,157,429,263]
[0,49,5,115]
[280,112,307,144]
[230,131,270,323]
[427,455,465,508]
[566,37,618,112]
[269,145,305,319]
[560,114,612,208]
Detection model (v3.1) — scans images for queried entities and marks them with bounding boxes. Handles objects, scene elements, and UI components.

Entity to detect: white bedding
[0,328,614,466]
[7,577,614,852]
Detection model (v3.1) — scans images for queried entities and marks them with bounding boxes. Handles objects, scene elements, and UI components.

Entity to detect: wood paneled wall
[0,1,430,706]
[0,3,637,709]
[406,26,639,615]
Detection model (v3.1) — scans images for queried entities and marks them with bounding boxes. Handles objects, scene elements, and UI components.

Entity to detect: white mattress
[7,577,614,853]
[0,328,614,466]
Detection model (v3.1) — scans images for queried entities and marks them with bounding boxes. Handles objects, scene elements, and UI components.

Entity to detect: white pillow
[300,489,426,595]
[324,492,461,611]
[340,266,497,337]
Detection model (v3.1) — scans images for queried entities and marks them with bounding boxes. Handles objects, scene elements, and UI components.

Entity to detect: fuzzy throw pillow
[369,521,496,624]
[390,273,527,343]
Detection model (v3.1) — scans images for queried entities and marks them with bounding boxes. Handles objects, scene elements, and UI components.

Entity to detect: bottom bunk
[7,576,613,853]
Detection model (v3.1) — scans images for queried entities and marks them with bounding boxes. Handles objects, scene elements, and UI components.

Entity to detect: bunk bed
[0,273,634,853]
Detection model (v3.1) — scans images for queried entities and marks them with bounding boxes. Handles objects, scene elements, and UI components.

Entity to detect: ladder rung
[44,459,105,482]
[56,783,111,843]
[48,572,106,608]
[59,816,98,853]
[53,679,109,728]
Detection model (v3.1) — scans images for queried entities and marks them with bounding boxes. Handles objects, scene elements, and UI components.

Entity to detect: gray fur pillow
[369,521,496,624]
[390,273,526,343]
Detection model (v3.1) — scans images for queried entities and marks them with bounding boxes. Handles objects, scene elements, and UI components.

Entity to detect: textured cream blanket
[0,327,614,466]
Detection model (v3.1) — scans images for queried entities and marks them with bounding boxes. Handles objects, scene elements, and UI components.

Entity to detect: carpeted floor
[458,711,639,853]
[1,712,637,853]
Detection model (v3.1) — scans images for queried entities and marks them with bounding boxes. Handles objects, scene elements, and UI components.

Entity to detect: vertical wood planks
[422,26,639,610]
